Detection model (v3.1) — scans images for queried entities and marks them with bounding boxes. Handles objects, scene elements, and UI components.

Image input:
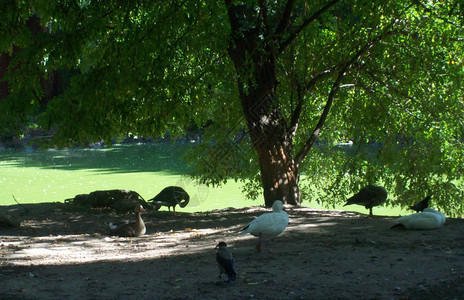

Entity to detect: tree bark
[255,140,300,206]
[239,82,301,206]
[225,1,302,206]
[243,91,301,206]
[236,66,301,206]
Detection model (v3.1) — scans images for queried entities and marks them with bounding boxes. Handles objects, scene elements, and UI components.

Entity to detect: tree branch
[294,66,345,167]
[288,67,336,135]
[294,25,398,167]
[275,0,296,38]
[278,0,341,54]
[360,68,429,121]
[224,0,240,33]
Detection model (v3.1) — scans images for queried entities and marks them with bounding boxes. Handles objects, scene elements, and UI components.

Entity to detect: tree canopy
[1,1,463,215]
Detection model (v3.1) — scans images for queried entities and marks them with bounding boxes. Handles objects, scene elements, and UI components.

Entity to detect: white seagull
[240,200,289,253]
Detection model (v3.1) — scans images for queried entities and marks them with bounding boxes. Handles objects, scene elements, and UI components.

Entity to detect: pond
[0,143,407,215]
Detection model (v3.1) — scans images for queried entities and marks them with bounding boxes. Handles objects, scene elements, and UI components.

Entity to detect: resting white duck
[240,200,289,253]
[391,208,446,230]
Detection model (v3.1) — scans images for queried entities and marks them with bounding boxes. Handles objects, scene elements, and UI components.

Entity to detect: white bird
[391,208,446,230]
[240,200,289,253]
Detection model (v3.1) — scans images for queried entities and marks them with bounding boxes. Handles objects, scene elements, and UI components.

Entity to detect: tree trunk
[225,1,301,206]
[240,85,301,207]
[255,140,300,206]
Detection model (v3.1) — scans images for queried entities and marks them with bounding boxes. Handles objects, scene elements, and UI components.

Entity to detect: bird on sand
[391,207,446,230]
[408,195,431,212]
[109,204,146,237]
[240,200,289,253]
[148,186,190,215]
[215,242,236,282]
[344,185,387,217]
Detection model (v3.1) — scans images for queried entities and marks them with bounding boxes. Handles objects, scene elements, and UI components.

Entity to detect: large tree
[1,1,463,214]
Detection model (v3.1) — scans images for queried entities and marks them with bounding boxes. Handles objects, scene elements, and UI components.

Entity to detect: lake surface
[0,143,407,215]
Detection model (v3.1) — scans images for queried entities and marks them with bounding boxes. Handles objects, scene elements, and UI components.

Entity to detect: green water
[0,143,407,216]
[0,143,259,212]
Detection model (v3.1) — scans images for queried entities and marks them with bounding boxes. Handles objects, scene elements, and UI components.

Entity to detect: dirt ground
[1,202,464,300]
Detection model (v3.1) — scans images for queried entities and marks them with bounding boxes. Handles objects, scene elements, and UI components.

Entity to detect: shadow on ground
[1,203,464,299]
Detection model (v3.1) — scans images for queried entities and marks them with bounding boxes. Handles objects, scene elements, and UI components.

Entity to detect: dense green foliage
[1,1,463,215]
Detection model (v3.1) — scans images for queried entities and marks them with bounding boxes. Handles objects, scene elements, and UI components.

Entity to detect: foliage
[1,1,463,215]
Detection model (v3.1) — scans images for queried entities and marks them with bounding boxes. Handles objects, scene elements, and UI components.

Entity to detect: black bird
[408,195,431,212]
[148,186,190,215]
[344,185,387,217]
[215,242,236,282]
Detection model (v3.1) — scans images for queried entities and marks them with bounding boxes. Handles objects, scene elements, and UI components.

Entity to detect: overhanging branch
[288,67,336,135]
[275,0,296,38]
[224,0,240,33]
[278,0,341,54]
[294,67,344,167]
[294,25,399,167]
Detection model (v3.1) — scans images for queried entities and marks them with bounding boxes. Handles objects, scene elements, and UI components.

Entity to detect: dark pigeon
[408,195,431,212]
[215,242,236,282]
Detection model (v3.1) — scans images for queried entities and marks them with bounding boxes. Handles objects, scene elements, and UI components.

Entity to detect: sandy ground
[1,202,464,300]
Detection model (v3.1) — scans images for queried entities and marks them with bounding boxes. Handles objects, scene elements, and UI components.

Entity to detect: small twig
[12,195,29,214]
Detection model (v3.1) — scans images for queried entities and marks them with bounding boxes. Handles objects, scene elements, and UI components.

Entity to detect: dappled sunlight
[2,205,374,267]
[1,204,450,267]
[2,227,228,266]
[1,203,464,299]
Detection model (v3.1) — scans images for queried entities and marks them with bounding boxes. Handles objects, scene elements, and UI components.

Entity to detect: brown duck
[109,204,146,237]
